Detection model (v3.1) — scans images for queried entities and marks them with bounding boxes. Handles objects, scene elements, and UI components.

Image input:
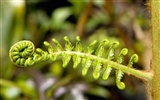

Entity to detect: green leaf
[81,40,97,75]
[115,48,127,90]
[117,48,128,63]
[102,65,112,80]
[52,38,63,51]
[62,52,71,68]
[93,60,102,79]
[95,39,109,57]
[82,57,92,76]
[75,36,83,52]
[64,36,74,51]
[36,48,49,61]
[50,54,59,62]
[116,69,125,90]
[107,41,119,60]
[128,54,139,68]
[33,53,41,62]
[73,55,81,69]
[102,41,119,80]
[24,57,34,67]
[72,36,83,69]
[87,40,97,54]
[44,41,54,53]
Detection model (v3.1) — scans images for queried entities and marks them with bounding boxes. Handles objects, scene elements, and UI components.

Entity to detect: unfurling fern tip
[9,36,139,90]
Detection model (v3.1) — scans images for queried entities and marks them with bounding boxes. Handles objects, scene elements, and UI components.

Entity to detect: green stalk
[50,51,153,82]
[150,0,160,100]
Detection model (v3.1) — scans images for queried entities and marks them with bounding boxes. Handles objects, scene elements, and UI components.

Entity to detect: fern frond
[52,38,63,51]
[61,36,74,68]
[9,36,147,90]
[9,40,35,67]
[82,40,97,76]
[73,36,83,69]
[93,59,102,79]
[82,57,92,76]
[102,41,119,80]
[44,41,54,53]
[128,54,139,68]
[103,64,112,80]
[64,36,74,51]
[115,48,128,90]
[95,39,109,57]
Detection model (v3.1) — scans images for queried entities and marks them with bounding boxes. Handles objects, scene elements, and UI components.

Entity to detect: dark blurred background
[0,0,151,100]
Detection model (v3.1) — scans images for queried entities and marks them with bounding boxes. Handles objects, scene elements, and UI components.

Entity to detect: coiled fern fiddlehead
[10,36,150,90]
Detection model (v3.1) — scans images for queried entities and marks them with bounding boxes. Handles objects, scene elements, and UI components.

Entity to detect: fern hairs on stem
[9,36,153,90]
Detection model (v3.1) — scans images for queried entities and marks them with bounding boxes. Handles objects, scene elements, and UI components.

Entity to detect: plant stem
[150,0,160,100]
[50,51,153,82]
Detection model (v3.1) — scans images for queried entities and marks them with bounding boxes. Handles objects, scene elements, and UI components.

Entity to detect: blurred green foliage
[1,0,150,100]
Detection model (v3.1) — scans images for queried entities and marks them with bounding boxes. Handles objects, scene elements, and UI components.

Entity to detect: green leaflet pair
[9,36,138,90]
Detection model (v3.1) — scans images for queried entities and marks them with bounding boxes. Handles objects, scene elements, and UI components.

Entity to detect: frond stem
[50,51,153,82]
